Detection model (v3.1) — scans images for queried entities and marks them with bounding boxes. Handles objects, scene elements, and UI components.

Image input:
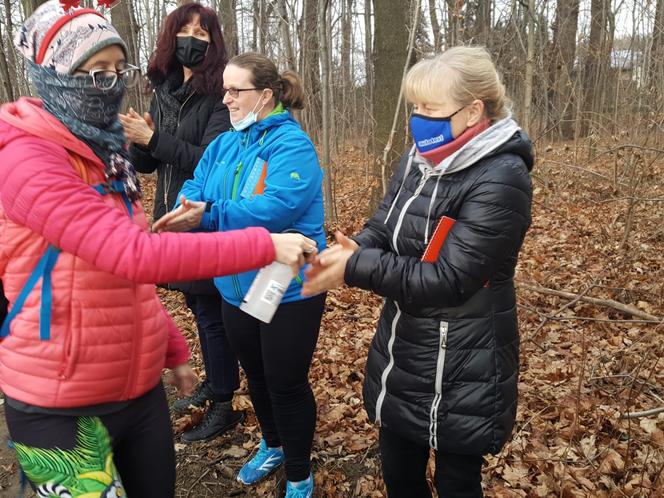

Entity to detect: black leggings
[185,292,240,401]
[222,294,326,482]
[379,426,485,498]
[5,383,175,498]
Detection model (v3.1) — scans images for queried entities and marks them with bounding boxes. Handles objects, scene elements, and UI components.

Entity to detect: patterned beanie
[14,0,127,75]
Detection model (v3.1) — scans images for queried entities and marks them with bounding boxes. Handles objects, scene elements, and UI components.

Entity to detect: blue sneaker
[237,439,285,485]
[285,474,314,498]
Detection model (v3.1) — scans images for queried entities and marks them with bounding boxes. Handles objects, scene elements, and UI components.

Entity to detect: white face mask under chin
[231,92,267,131]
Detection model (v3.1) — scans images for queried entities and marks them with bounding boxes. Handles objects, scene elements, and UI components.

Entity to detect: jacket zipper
[375,302,401,424]
[230,161,245,301]
[391,170,433,254]
[153,91,171,211]
[159,91,195,212]
[375,171,433,422]
[429,320,448,449]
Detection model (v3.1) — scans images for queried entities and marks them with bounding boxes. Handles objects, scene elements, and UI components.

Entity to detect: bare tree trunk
[364,0,374,154]
[299,0,322,141]
[276,0,295,69]
[479,0,491,44]
[317,0,335,223]
[251,0,259,51]
[650,0,664,93]
[523,0,535,133]
[258,0,268,53]
[371,0,418,210]
[218,0,239,58]
[446,0,462,46]
[3,0,18,100]
[549,0,579,139]
[21,0,46,18]
[0,20,14,102]
[340,0,353,143]
[111,0,143,112]
[582,0,613,137]
[371,0,412,159]
[429,0,442,51]
[469,0,491,45]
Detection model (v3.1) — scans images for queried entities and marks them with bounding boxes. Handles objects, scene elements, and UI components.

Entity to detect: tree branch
[516,282,662,322]
[620,406,664,419]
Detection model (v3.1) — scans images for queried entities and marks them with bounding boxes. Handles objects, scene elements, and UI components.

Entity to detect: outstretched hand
[301,231,358,296]
[152,195,206,233]
[270,233,318,275]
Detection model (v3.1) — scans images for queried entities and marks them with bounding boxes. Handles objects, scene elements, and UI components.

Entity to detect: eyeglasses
[223,87,261,98]
[75,64,141,91]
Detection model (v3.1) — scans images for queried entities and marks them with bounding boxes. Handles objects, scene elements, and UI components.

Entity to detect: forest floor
[0,140,662,498]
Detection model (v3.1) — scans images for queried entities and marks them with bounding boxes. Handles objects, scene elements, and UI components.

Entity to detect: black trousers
[185,292,240,401]
[379,426,485,498]
[5,383,175,498]
[222,294,326,482]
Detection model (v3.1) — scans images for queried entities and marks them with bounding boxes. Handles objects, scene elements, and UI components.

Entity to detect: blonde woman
[304,46,534,497]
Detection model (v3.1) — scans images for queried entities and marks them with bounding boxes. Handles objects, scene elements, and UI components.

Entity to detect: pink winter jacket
[0,98,275,408]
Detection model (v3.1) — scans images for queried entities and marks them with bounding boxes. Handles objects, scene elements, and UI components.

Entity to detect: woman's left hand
[166,363,198,397]
[119,107,154,146]
[302,231,358,296]
[152,195,206,232]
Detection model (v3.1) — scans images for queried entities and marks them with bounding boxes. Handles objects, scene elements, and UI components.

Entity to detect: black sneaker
[173,380,213,415]
[181,401,245,443]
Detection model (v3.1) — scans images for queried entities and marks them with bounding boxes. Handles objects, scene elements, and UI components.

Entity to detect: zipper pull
[439,322,448,348]
[235,162,243,174]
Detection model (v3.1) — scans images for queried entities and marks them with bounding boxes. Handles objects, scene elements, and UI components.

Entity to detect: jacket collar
[0,97,104,167]
[238,103,295,145]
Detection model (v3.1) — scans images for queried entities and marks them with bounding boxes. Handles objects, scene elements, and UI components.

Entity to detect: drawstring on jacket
[424,173,443,244]
[384,145,416,225]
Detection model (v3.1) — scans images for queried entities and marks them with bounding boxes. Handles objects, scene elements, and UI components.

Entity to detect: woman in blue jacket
[154,52,326,498]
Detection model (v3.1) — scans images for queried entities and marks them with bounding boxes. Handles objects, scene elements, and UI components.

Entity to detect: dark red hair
[146,3,227,96]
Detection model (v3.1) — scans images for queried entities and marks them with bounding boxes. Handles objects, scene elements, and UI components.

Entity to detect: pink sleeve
[161,302,190,368]
[0,136,276,283]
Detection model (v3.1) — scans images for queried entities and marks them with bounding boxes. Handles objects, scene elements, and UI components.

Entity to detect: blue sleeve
[203,133,322,232]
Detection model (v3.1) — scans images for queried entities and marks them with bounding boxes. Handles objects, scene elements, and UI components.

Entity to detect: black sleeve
[351,153,409,250]
[146,98,231,175]
[129,97,160,174]
[344,156,533,308]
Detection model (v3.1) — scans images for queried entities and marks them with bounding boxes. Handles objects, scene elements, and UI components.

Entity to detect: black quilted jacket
[345,120,533,455]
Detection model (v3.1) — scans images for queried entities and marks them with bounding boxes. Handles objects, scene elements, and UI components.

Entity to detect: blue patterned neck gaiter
[27,61,141,202]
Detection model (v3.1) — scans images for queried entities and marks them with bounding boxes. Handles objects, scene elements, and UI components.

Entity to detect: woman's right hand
[270,233,317,275]
[119,108,155,146]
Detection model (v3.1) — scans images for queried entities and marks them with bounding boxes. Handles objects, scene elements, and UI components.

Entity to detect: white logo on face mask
[417,134,447,147]
[231,91,267,131]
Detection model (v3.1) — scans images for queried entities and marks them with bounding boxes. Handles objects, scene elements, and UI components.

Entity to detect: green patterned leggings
[4,383,175,498]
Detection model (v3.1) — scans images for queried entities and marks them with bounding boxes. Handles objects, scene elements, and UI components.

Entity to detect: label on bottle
[261,279,287,306]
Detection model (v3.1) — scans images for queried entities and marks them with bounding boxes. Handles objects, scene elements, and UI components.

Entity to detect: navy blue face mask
[410,107,464,153]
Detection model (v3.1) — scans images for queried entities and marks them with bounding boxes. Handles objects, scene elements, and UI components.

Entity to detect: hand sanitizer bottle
[240,262,294,323]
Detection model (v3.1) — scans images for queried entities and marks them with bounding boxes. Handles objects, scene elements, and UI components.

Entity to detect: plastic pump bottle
[240,262,294,323]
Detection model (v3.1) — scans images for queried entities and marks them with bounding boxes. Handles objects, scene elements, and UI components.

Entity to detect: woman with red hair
[121,3,241,444]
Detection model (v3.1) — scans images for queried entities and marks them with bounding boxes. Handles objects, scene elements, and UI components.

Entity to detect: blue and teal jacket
[177,104,326,306]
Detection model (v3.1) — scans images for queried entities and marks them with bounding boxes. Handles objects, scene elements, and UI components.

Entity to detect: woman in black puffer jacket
[120,3,241,444]
[303,46,533,498]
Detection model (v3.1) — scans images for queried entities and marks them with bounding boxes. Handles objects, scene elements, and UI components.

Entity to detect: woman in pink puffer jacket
[0,2,314,497]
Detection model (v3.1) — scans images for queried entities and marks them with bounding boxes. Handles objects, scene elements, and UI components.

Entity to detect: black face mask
[175,36,209,68]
